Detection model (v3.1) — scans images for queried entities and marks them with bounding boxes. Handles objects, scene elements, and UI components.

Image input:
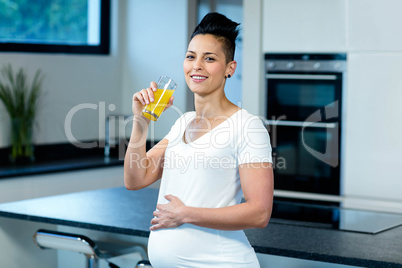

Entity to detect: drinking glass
[142,75,176,121]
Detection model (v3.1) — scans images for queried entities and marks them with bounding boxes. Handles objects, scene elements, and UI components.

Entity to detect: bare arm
[124,137,169,190]
[124,82,173,190]
[150,162,274,230]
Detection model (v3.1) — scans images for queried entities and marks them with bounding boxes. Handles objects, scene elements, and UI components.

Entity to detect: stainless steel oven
[265,54,346,195]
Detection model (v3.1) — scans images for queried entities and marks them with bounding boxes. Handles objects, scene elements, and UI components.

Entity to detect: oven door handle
[266,120,337,128]
[266,74,338,80]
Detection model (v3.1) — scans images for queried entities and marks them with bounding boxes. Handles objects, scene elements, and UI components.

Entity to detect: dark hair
[191,12,240,63]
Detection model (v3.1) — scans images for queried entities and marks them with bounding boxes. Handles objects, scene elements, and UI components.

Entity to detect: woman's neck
[194,93,238,119]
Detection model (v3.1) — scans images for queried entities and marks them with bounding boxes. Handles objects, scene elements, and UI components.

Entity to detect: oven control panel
[265,53,347,73]
[266,60,346,73]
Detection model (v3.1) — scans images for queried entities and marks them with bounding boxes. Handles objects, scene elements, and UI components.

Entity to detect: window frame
[0,0,111,55]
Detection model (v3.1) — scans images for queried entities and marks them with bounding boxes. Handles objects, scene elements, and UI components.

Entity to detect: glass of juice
[142,75,177,121]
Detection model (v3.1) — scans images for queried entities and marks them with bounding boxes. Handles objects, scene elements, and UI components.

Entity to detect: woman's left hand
[150,194,186,231]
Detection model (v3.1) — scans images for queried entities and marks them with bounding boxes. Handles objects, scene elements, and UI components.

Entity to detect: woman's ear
[227,60,237,78]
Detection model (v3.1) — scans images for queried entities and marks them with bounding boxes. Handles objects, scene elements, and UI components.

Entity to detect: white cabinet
[262,0,347,52]
[343,53,402,201]
[349,0,402,51]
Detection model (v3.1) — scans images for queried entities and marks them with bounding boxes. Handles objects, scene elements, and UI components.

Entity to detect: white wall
[215,0,244,107]
[0,0,123,147]
[242,0,265,116]
[120,0,191,141]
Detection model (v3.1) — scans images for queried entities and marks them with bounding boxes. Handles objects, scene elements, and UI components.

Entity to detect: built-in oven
[265,54,346,196]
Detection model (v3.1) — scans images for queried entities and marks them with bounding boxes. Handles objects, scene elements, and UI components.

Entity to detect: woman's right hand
[132,81,158,116]
[132,81,175,117]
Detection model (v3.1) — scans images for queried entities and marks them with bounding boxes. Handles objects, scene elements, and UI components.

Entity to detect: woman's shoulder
[234,109,267,128]
[234,110,271,149]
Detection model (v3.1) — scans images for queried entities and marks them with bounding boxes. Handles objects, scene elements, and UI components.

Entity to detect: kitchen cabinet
[262,0,347,52]
[343,53,402,201]
[349,0,402,51]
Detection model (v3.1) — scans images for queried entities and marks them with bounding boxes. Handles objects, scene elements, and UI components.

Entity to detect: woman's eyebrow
[186,51,218,56]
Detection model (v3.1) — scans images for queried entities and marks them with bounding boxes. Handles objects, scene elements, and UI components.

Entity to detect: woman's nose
[192,59,203,70]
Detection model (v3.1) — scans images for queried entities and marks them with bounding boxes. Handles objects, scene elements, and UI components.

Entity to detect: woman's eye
[205,57,215,62]
[186,55,194,60]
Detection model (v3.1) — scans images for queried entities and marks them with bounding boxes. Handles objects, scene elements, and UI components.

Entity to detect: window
[0,0,110,54]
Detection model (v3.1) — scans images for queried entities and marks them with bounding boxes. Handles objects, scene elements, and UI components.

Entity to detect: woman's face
[183,34,235,96]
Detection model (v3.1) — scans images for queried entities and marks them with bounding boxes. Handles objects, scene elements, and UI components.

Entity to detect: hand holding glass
[142,76,176,121]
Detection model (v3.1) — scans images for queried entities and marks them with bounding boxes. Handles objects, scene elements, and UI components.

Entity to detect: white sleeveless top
[148,109,272,268]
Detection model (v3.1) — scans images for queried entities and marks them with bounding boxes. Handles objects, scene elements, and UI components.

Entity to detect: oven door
[267,73,342,122]
[270,122,340,195]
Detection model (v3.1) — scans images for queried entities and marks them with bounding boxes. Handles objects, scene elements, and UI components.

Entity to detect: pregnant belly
[147,224,259,268]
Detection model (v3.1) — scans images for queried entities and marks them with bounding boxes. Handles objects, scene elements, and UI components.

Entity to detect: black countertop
[0,156,123,179]
[0,140,161,179]
[0,187,401,267]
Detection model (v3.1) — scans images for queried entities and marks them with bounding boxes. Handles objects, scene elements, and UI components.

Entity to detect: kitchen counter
[0,187,401,267]
[0,156,123,179]
[0,140,158,179]
[246,222,402,267]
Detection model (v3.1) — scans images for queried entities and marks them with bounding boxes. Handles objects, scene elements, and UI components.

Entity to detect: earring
[228,74,231,78]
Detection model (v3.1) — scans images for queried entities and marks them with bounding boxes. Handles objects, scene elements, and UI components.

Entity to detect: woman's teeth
[192,76,206,80]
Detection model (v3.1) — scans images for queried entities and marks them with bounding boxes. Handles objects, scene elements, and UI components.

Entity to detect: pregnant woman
[124,12,274,267]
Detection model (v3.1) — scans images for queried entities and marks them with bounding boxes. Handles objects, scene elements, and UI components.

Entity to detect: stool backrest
[33,229,100,257]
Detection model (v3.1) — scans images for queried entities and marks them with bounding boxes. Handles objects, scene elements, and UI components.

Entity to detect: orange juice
[142,89,175,121]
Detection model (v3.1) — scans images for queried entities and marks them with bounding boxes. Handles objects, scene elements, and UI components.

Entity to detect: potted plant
[0,64,44,164]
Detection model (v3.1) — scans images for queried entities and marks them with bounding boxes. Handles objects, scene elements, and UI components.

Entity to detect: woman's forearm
[182,202,271,230]
[124,116,150,190]
[151,194,272,231]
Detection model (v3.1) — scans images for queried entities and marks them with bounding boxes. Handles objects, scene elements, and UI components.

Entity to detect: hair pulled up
[191,12,240,63]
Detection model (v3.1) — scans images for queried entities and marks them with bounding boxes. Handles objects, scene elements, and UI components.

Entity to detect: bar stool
[33,229,152,268]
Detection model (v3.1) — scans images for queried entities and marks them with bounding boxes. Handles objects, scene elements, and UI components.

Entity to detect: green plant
[0,64,44,163]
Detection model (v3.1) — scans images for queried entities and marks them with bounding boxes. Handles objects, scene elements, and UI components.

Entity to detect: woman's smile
[190,75,208,82]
